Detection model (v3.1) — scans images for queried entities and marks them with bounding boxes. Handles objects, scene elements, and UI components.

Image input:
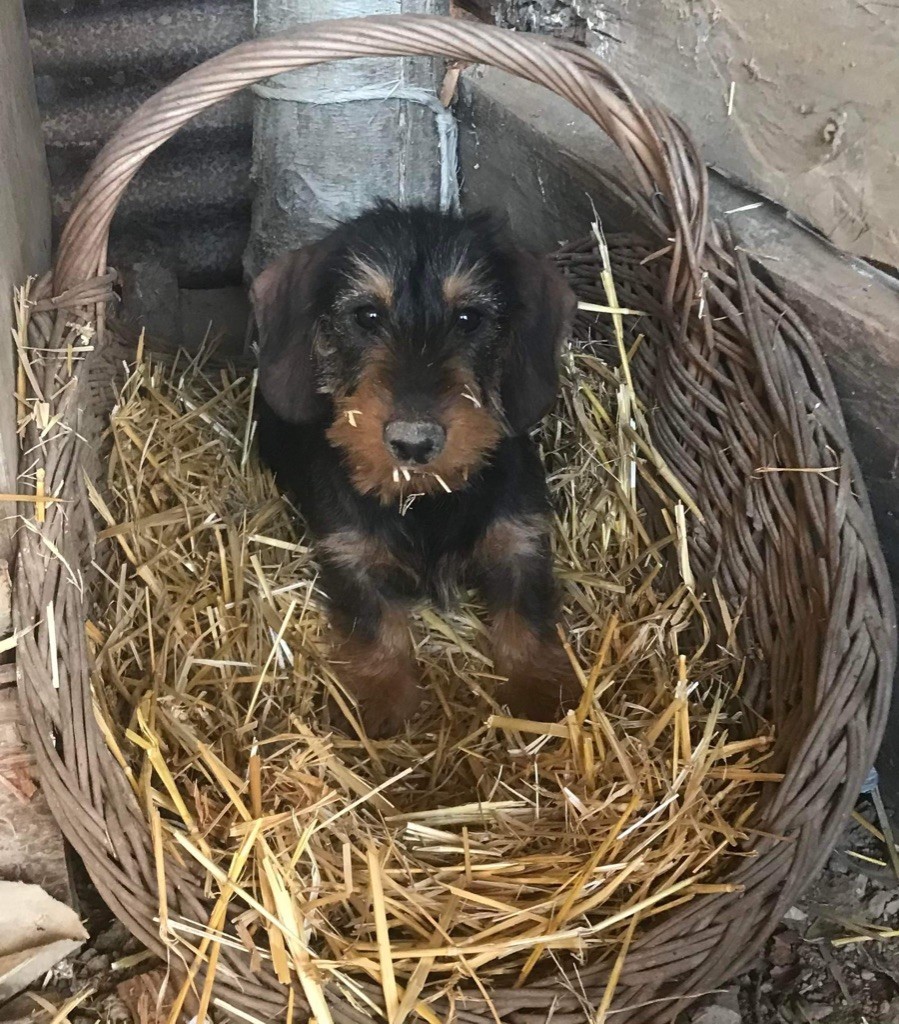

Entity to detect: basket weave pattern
[13,16,895,1022]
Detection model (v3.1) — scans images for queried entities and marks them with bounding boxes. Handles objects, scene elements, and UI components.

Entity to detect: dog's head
[251,201,576,502]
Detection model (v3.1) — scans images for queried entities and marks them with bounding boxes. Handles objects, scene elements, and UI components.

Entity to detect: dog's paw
[498,644,581,722]
[357,677,422,738]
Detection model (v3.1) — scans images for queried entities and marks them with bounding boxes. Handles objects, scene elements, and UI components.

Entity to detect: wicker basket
[13,15,895,1023]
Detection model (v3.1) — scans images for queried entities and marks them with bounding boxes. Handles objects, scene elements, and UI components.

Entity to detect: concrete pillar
[245,1,456,277]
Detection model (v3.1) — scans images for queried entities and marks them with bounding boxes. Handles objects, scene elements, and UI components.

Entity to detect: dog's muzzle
[384,420,446,465]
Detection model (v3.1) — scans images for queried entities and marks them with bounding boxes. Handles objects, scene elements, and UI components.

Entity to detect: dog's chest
[381,493,486,600]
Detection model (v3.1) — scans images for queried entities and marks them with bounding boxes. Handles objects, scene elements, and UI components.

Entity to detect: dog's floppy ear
[501,252,577,433]
[250,244,329,423]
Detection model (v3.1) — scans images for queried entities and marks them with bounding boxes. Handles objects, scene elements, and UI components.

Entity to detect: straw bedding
[84,295,778,1019]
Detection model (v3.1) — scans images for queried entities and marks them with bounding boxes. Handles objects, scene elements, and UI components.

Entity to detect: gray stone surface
[180,287,251,359]
[689,987,742,1024]
[691,1009,741,1024]
[119,261,183,349]
[120,269,251,359]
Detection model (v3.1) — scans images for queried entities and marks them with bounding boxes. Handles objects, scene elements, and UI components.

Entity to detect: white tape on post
[245,1,457,278]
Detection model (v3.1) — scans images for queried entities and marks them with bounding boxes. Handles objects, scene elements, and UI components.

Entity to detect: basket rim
[13,14,896,1024]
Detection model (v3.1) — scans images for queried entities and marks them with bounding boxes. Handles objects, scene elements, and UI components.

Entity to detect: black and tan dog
[252,201,579,736]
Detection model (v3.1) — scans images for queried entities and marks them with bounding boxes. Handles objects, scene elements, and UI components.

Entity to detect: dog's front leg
[317,530,421,738]
[473,513,581,721]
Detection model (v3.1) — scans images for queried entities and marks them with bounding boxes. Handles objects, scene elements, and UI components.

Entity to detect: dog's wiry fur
[326,351,503,501]
[252,201,579,736]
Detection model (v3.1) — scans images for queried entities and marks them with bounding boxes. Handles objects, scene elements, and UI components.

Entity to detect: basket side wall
[459,65,899,800]
[0,0,70,902]
[12,16,894,1021]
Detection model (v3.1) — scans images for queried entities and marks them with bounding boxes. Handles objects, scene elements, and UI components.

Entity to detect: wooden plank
[501,0,899,268]
[0,3,52,575]
[0,4,68,906]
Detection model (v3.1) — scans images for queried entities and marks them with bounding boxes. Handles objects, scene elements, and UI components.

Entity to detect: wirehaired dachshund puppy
[252,201,580,737]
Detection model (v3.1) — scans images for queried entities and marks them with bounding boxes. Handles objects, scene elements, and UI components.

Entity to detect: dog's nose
[384,420,446,465]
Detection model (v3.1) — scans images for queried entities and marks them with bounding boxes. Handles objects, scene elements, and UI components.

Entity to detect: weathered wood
[0,2,51,585]
[0,2,68,904]
[497,0,899,269]
[246,0,455,277]
[0,690,70,903]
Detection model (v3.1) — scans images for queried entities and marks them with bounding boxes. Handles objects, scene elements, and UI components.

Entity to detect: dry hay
[85,303,778,1022]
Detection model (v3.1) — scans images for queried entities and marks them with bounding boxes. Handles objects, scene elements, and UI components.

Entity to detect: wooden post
[0,0,70,905]
[245,1,455,277]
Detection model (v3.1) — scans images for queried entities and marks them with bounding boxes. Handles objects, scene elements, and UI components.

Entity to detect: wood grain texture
[0,2,51,574]
[506,0,899,267]
[246,0,452,276]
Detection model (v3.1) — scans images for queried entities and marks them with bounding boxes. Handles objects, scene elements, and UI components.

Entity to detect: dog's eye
[354,306,382,331]
[455,308,483,334]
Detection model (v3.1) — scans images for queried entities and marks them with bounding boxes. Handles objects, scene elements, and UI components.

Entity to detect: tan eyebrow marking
[442,258,487,305]
[348,253,394,306]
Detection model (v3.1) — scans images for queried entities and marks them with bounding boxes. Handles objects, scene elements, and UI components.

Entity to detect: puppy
[251,201,579,737]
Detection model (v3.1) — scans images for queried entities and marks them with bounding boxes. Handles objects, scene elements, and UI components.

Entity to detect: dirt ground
[2,797,898,1024]
[692,798,899,1024]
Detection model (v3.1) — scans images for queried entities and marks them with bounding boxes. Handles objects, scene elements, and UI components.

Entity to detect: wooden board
[501,0,899,268]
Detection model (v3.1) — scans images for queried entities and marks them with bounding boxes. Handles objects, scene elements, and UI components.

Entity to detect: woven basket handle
[54,14,708,313]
